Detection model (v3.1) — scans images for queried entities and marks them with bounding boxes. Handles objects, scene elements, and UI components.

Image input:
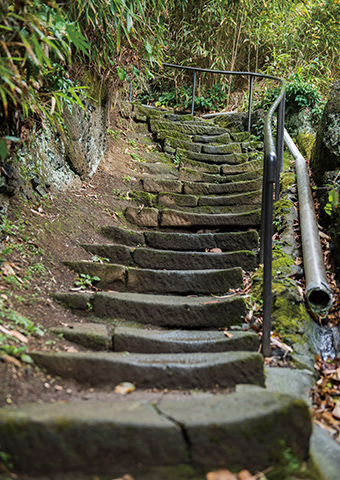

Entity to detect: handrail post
[191,70,197,115]
[261,150,276,357]
[275,94,285,200]
[247,75,254,132]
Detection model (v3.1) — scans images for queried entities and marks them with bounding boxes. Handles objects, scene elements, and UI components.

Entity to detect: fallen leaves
[206,469,260,480]
[114,382,136,395]
[311,356,340,443]
[205,247,223,253]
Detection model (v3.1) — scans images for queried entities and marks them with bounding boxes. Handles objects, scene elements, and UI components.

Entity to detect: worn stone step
[54,291,246,328]
[220,156,262,174]
[0,389,311,476]
[82,243,257,271]
[183,177,262,195]
[202,142,242,155]
[158,192,198,207]
[180,156,221,174]
[226,168,263,182]
[142,177,182,193]
[198,190,262,207]
[181,149,248,165]
[50,322,110,351]
[178,167,227,183]
[113,326,260,353]
[137,163,178,176]
[192,132,231,144]
[169,204,261,215]
[101,226,259,252]
[162,137,202,153]
[160,208,261,231]
[150,119,228,136]
[65,261,243,294]
[30,350,264,389]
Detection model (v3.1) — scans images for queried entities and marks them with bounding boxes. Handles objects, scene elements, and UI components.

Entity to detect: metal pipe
[191,70,197,115]
[275,95,285,200]
[284,129,333,317]
[247,75,254,132]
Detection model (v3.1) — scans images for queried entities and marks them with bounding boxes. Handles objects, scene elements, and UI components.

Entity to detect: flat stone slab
[30,351,264,389]
[50,323,110,350]
[64,261,127,290]
[265,366,315,403]
[178,167,227,184]
[180,157,221,174]
[125,206,159,227]
[160,208,261,232]
[184,150,248,165]
[144,230,259,252]
[0,390,312,476]
[183,178,262,195]
[310,424,340,480]
[225,168,262,182]
[158,192,198,207]
[150,119,227,136]
[113,326,260,353]
[198,190,262,207]
[0,400,185,474]
[101,225,144,246]
[90,291,246,328]
[82,243,257,271]
[127,266,243,294]
[221,157,263,174]
[158,390,312,471]
[192,132,231,144]
[142,178,183,193]
[202,142,241,155]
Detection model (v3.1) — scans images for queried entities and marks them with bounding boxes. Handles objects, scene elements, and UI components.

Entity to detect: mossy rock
[130,191,158,208]
[295,131,316,161]
[280,171,296,192]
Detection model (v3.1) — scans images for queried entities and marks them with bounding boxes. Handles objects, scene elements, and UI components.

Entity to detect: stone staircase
[0,105,313,479]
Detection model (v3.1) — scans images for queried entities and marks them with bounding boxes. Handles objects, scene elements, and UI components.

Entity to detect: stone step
[221,156,262,174]
[158,192,198,207]
[192,131,231,144]
[198,190,262,207]
[82,243,257,271]
[65,261,244,294]
[159,208,261,231]
[30,350,265,389]
[180,157,221,174]
[54,291,246,328]
[183,177,262,195]
[142,177,182,193]
[101,226,259,252]
[181,149,248,165]
[0,390,312,476]
[178,167,228,183]
[202,142,242,155]
[113,326,260,353]
[150,119,228,136]
[168,204,261,215]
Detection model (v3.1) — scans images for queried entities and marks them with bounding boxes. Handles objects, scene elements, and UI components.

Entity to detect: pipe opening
[307,289,333,316]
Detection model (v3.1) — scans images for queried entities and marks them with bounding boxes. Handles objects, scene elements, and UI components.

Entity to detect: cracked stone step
[183,178,262,195]
[101,226,259,252]
[159,208,261,231]
[198,190,262,207]
[65,261,244,294]
[54,291,246,328]
[113,326,260,353]
[30,350,265,389]
[0,390,312,476]
[81,244,257,271]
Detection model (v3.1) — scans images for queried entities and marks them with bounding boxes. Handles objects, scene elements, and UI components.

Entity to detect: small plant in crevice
[74,273,100,290]
[173,152,183,166]
[324,184,339,217]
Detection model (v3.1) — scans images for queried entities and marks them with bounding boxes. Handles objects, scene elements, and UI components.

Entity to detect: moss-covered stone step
[142,178,183,193]
[168,204,261,215]
[113,326,260,353]
[162,137,202,153]
[101,226,259,252]
[158,192,198,207]
[54,291,246,328]
[202,142,242,155]
[82,243,257,271]
[30,350,264,389]
[65,260,243,294]
[221,156,262,174]
[198,190,262,207]
[50,323,110,351]
[0,389,311,475]
[182,150,248,165]
[192,132,231,144]
[159,208,261,231]
[179,157,221,174]
[183,178,262,195]
[178,167,227,183]
[150,119,228,136]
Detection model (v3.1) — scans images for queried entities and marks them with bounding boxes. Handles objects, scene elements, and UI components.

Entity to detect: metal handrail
[162,62,286,356]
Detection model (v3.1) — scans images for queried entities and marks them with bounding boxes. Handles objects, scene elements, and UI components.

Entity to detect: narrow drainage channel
[309,322,340,360]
